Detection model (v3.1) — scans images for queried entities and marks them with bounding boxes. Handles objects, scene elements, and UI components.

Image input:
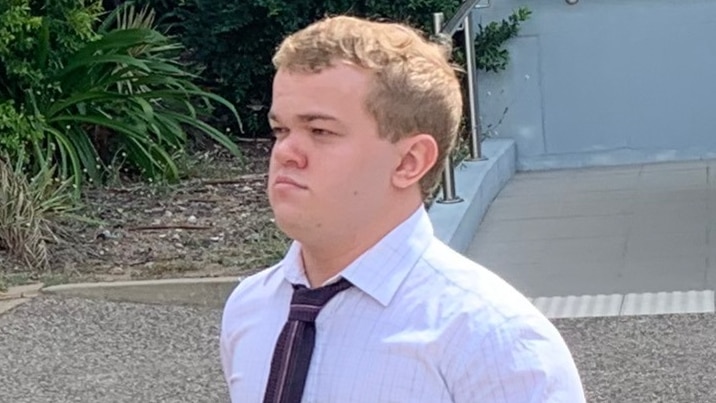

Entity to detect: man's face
[267,63,400,243]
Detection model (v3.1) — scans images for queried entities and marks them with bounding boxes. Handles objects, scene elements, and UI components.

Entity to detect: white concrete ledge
[41,277,243,308]
[429,138,517,253]
[518,147,716,172]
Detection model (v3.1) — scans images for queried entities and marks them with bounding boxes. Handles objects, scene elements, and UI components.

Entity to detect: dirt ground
[0,140,291,287]
[0,132,456,289]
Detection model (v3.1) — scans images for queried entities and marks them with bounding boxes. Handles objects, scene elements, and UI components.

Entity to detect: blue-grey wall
[472,0,716,170]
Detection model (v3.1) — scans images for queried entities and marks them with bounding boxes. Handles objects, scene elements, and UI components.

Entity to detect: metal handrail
[433,13,462,205]
[462,12,487,163]
[441,0,490,37]
[434,0,490,204]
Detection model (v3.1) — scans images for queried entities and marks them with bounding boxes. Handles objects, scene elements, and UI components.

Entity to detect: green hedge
[120,0,529,136]
[1,1,241,189]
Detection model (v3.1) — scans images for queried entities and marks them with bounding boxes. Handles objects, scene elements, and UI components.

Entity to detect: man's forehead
[273,63,371,91]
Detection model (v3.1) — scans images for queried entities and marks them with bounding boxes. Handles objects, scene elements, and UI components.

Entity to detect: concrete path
[2,295,715,402]
[4,158,716,402]
[467,159,716,299]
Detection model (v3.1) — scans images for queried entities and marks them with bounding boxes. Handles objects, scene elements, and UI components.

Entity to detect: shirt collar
[280,205,434,307]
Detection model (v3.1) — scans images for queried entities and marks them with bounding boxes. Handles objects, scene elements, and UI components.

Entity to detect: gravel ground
[3,296,716,402]
[554,313,716,403]
[0,296,227,403]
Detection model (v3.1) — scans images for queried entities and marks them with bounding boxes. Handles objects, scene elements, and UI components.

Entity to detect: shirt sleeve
[446,314,586,403]
[219,324,232,385]
[219,277,253,387]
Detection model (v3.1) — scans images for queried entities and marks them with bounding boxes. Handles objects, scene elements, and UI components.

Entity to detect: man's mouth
[273,175,308,189]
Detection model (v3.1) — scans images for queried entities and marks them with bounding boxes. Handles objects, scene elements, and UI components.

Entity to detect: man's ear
[392,134,438,190]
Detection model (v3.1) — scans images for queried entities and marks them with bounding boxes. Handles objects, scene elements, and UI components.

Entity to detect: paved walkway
[1,295,715,402]
[467,159,716,299]
[4,159,716,402]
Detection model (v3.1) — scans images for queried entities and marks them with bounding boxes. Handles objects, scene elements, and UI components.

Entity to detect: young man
[221,15,585,403]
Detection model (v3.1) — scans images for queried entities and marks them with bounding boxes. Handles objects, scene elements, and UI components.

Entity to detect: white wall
[473,0,716,170]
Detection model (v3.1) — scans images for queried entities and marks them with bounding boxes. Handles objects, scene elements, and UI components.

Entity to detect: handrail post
[463,13,487,161]
[433,12,463,204]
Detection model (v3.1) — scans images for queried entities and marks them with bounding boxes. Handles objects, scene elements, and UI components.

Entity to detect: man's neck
[299,200,422,288]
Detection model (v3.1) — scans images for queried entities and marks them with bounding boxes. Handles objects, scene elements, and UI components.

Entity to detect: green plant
[0,0,103,103]
[147,0,464,136]
[127,0,529,138]
[0,100,44,158]
[0,155,78,271]
[48,26,243,186]
[1,1,243,190]
[474,6,532,73]
[0,0,102,179]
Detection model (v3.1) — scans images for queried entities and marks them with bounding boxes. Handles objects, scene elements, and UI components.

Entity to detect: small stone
[174,242,184,249]
[117,208,124,214]
[241,186,252,192]
[210,236,222,242]
[187,215,197,224]
[110,267,124,275]
[96,229,113,240]
[152,218,161,225]
[158,233,167,239]
[171,233,181,241]
[164,210,173,218]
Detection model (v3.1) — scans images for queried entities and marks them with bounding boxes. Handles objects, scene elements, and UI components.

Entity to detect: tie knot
[288,278,352,323]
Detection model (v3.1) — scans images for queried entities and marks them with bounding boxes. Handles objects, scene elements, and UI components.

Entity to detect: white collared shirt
[220,206,585,402]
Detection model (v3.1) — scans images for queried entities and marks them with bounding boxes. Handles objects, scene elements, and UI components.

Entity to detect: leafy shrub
[0,0,103,103]
[0,155,78,271]
[0,100,44,158]
[119,0,529,136]
[475,7,532,73]
[42,25,242,186]
[0,1,242,189]
[171,0,464,134]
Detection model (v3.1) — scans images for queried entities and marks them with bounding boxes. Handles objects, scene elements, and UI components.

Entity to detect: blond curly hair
[272,15,463,197]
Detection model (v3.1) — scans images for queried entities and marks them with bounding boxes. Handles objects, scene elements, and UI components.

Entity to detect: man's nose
[272,132,308,168]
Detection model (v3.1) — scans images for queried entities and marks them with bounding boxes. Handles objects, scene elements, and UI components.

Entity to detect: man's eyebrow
[296,113,338,122]
[267,112,338,122]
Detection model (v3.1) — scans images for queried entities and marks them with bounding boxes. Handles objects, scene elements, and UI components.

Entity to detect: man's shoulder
[417,239,539,322]
[223,262,283,312]
[418,241,582,385]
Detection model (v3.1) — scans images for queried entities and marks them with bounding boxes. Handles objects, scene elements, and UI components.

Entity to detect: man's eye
[312,128,332,136]
[271,127,288,137]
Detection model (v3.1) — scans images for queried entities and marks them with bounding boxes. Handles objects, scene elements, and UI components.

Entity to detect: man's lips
[273,175,308,189]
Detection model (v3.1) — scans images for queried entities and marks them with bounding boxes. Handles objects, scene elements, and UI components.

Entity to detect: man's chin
[271,211,305,239]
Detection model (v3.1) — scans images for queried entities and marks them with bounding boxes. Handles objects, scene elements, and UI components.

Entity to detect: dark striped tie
[263,278,353,403]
